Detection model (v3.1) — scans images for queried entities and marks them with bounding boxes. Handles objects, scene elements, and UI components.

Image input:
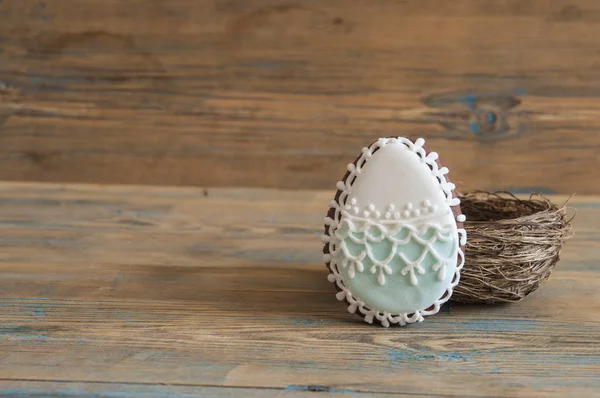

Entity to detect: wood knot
[421,91,525,141]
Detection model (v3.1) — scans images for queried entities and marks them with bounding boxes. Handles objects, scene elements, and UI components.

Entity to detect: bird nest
[453,191,574,304]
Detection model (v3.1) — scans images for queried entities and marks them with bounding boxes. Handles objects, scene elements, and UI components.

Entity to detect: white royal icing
[335,202,457,286]
[323,137,466,327]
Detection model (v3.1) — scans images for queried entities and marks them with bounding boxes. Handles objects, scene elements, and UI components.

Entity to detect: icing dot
[368,204,375,211]
[394,212,401,220]
[363,210,371,217]
[350,198,357,205]
[412,209,421,217]
[405,202,413,210]
[387,204,396,211]
[384,212,391,219]
[422,200,431,207]
[430,204,438,213]
[402,210,410,218]
[457,214,466,222]
[344,204,351,210]
[336,181,345,190]
[374,211,381,218]
[352,207,359,215]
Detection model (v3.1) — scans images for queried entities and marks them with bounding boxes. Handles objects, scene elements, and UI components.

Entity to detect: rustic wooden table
[1,0,600,396]
[1,182,598,397]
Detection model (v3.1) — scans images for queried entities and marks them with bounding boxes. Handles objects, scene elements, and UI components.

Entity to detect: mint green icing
[337,225,457,314]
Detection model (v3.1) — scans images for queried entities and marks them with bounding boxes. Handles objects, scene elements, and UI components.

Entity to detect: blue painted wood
[0,183,598,397]
[1,1,600,193]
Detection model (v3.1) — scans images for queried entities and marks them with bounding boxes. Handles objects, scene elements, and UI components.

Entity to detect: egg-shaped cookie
[323,137,466,327]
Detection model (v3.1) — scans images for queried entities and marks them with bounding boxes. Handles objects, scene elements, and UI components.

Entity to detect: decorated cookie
[322,137,466,327]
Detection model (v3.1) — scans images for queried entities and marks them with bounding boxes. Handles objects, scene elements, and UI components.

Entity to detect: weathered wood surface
[1,1,600,193]
[0,182,598,397]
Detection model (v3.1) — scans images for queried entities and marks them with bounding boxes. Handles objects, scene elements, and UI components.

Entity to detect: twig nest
[453,191,573,304]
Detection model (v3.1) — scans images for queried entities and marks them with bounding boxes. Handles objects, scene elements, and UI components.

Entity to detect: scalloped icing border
[322,137,467,327]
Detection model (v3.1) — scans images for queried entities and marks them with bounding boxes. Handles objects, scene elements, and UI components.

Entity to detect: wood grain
[1,1,600,193]
[0,182,598,397]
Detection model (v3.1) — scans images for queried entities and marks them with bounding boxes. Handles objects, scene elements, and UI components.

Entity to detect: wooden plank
[1,1,600,193]
[2,381,400,398]
[0,182,599,397]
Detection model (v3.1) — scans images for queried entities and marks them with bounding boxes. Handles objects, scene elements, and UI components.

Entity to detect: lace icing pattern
[335,213,457,286]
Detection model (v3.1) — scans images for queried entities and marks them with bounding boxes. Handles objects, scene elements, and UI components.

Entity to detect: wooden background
[2,2,600,396]
[1,0,600,193]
